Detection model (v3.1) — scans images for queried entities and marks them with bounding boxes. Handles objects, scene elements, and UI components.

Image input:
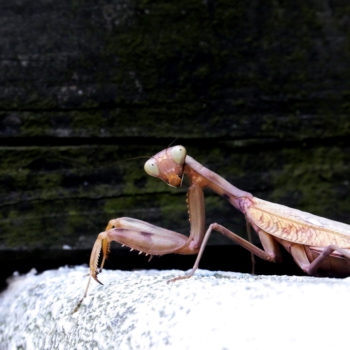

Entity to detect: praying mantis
[89,145,350,287]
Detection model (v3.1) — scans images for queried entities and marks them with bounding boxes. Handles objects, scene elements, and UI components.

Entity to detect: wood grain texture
[0,0,350,276]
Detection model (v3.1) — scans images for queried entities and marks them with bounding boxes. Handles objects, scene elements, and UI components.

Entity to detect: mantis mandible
[89,145,350,286]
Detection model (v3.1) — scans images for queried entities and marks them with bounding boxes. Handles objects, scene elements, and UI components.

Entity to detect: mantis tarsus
[88,145,350,288]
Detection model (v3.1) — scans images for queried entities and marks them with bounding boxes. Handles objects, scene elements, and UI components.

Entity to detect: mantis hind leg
[295,245,350,276]
[283,243,350,276]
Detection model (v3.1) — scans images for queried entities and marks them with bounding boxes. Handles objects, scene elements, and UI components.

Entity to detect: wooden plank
[0,0,350,276]
[1,110,350,141]
[1,143,349,250]
[0,1,349,140]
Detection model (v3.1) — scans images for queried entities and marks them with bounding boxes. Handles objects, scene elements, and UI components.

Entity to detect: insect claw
[138,251,142,255]
[91,272,104,285]
[95,277,104,285]
[130,248,134,252]
[148,255,153,262]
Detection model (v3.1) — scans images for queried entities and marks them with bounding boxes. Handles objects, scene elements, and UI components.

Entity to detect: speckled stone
[1,266,350,350]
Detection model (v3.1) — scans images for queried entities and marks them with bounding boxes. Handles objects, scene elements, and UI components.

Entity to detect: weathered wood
[0,0,350,139]
[1,143,349,249]
[0,0,350,279]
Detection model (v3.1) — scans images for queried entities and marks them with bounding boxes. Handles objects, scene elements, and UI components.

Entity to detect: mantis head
[144,145,187,187]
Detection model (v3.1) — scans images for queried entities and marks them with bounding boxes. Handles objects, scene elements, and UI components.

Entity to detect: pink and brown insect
[89,145,350,286]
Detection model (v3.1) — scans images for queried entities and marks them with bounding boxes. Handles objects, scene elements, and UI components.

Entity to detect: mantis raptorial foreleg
[88,182,206,285]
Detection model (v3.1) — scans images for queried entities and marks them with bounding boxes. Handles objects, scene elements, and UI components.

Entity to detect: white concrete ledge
[1,266,350,350]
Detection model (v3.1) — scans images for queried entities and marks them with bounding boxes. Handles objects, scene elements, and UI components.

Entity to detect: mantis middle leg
[169,222,282,282]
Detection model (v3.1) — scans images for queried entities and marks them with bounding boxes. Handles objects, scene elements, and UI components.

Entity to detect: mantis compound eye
[171,145,187,165]
[144,158,160,177]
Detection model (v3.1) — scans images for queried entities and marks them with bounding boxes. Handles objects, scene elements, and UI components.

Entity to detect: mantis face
[144,145,187,187]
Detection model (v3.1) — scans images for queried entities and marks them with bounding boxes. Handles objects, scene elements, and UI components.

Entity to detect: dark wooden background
[1,0,350,285]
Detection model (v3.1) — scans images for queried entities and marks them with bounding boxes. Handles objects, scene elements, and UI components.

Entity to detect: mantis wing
[247,198,350,248]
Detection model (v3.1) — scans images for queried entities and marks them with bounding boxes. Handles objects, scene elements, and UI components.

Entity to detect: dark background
[1,0,350,288]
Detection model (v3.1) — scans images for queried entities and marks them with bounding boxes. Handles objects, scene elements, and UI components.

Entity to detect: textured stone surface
[1,267,350,350]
